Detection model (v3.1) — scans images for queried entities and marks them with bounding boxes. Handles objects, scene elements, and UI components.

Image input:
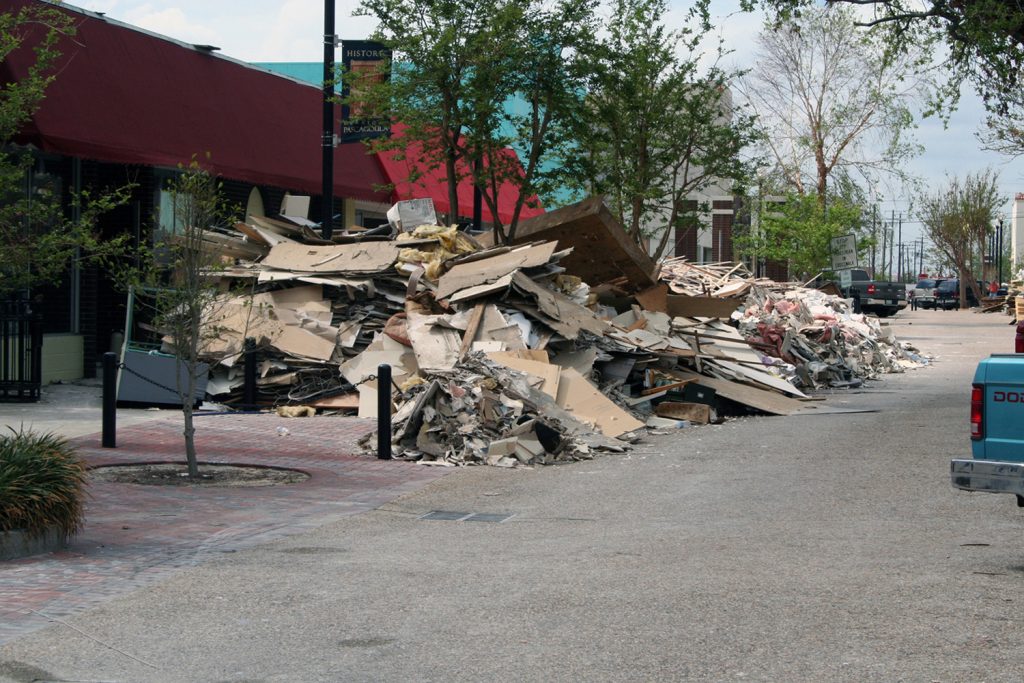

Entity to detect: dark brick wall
[674,200,700,260]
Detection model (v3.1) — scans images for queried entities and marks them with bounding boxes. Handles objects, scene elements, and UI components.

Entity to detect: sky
[72,0,1022,262]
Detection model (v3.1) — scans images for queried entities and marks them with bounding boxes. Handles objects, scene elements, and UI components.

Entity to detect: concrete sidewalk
[0,378,174,439]
[0,385,451,645]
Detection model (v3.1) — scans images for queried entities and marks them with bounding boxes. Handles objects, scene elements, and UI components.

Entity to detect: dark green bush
[0,427,88,539]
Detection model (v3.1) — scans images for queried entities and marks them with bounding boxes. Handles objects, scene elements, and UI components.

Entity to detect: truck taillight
[867,284,876,295]
[971,384,983,440]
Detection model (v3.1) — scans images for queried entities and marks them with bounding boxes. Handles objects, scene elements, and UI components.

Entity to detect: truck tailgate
[974,355,1024,462]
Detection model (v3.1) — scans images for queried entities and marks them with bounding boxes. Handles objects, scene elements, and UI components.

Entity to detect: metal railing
[0,299,42,402]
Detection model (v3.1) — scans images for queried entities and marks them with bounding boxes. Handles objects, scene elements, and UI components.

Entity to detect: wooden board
[510,196,659,291]
[308,393,360,409]
[655,401,712,424]
[673,371,806,416]
[666,296,743,319]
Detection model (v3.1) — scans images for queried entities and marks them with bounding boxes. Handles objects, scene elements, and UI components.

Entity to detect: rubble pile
[737,284,926,389]
[139,196,928,467]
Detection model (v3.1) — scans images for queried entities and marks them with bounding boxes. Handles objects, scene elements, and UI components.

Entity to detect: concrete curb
[0,528,67,562]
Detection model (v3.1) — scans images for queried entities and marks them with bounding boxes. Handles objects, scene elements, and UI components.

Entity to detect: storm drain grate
[419,510,514,523]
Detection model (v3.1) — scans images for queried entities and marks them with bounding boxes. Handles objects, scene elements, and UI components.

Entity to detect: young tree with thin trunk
[738,4,925,207]
[918,169,1003,307]
[154,160,235,478]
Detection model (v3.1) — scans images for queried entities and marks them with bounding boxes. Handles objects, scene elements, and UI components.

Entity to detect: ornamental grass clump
[0,427,88,540]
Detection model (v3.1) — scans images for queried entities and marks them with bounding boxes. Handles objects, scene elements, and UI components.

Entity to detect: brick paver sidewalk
[0,413,450,644]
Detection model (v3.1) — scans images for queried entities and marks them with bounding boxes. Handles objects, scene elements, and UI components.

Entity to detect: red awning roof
[377,126,545,224]
[1,0,392,202]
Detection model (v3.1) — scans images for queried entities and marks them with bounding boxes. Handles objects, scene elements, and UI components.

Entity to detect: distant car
[912,278,945,310]
[935,279,981,310]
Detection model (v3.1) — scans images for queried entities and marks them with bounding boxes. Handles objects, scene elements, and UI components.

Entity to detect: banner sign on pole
[340,40,391,143]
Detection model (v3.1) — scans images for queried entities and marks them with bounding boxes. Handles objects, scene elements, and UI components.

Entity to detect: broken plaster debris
[137,195,929,468]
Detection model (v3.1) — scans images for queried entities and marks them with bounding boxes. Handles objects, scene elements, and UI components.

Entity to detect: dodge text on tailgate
[951,354,1024,504]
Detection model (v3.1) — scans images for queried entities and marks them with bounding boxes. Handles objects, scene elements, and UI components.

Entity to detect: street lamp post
[321,0,337,240]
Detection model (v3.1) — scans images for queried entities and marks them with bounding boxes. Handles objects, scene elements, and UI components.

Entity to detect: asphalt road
[2,307,1022,682]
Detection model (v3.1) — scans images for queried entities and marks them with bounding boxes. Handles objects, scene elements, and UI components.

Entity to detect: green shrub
[0,427,88,539]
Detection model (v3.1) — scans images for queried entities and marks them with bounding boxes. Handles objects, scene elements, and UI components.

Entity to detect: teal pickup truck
[951,354,1024,504]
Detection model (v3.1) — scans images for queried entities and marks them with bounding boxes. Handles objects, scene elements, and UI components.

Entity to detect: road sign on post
[830,234,858,271]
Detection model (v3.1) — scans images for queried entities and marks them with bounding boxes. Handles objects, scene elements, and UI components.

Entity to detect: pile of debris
[138,196,927,467]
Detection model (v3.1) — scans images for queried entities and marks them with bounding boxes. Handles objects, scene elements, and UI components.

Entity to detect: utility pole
[897,214,903,282]
[889,211,895,280]
[870,205,877,274]
[320,0,337,239]
[918,235,924,277]
[881,219,888,280]
[998,219,1004,285]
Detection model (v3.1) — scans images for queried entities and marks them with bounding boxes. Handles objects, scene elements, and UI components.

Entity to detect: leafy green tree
[735,191,866,279]
[747,0,1024,157]
[918,169,1003,306]
[353,0,596,242]
[738,4,924,207]
[0,3,131,298]
[575,0,755,261]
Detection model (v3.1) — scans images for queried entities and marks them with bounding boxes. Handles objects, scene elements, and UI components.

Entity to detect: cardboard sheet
[274,326,336,361]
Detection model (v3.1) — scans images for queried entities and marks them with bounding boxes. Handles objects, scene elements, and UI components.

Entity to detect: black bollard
[102,352,117,448]
[377,363,392,460]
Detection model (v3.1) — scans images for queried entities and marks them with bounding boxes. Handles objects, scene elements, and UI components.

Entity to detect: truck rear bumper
[951,459,1024,496]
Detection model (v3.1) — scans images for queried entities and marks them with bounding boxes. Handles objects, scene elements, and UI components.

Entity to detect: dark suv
[935,279,981,310]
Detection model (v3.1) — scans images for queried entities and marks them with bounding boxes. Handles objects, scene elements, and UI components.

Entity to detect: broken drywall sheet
[273,326,337,362]
[710,359,809,399]
[261,242,400,273]
[673,370,805,416]
[436,242,558,300]
[447,273,514,305]
[551,347,598,376]
[510,272,608,338]
[554,367,644,437]
[406,311,462,372]
[486,351,560,399]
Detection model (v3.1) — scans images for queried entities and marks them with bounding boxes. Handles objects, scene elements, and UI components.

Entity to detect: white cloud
[115,5,222,47]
